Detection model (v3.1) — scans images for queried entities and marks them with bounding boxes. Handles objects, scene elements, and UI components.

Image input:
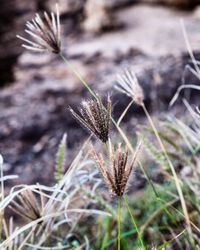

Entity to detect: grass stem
[117,197,121,250]
[59,52,98,100]
[123,195,146,250]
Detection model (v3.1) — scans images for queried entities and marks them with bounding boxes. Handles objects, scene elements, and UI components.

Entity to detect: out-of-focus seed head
[116,69,144,106]
[17,4,61,53]
[90,141,141,197]
[69,96,111,143]
[9,190,42,222]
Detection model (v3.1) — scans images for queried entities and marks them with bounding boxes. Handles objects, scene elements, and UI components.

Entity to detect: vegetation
[0,4,200,250]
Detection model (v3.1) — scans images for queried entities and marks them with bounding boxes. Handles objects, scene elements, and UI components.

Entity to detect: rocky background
[1,0,200,187]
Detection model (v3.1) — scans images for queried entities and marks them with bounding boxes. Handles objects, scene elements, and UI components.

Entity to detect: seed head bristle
[17,4,61,53]
[69,96,111,143]
[116,69,144,106]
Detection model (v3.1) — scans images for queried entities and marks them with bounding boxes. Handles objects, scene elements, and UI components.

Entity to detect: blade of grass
[141,102,193,243]
[123,195,146,250]
[100,217,110,250]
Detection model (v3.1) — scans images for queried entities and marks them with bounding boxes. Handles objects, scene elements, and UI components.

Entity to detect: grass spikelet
[69,95,111,143]
[91,141,141,197]
[55,133,67,182]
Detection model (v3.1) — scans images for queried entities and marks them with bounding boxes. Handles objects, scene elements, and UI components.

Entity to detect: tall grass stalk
[123,195,146,250]
[118,197,121,250]
[141,102,193,242]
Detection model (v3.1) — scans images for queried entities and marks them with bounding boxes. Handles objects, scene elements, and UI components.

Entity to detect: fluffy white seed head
[116,69,144,106]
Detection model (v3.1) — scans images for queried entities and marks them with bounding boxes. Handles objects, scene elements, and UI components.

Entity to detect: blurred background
[1,0,200,188]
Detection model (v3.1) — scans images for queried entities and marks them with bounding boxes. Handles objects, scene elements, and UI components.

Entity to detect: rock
[142,0,199,8]
[93,0,137,9]
[83,0,121,34]
[193,5,200,18]
[0,0,37,86]
[69,4,200,57]
[45,0,85,15]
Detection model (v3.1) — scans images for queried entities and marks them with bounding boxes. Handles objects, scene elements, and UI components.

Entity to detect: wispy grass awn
[17,4,61,53]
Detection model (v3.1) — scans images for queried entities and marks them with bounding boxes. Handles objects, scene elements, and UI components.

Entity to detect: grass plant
[0,4,199,250]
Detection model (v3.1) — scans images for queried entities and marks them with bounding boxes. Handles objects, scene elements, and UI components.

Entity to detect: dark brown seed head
[70,96,111,143]
[91,142,141,197]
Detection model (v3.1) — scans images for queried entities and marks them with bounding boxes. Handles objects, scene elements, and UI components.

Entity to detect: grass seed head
[69,95,111,143]
[116,69,144,106]
[91,142,141,197]
[9,190,42,222]
[17,4,61,53]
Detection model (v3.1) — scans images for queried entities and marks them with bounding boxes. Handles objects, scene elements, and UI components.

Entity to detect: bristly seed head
[69,96,111,143]
[16,4,61,53]
[90,142,141,197]
[116,69,144,106]
[9,190,42,222]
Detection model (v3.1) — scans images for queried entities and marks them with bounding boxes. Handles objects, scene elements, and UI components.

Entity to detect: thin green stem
[141,102,193,242]
[123,195,146,250]
[117,197,121,250]
[59,52,98,100]
[100,217,110,250]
